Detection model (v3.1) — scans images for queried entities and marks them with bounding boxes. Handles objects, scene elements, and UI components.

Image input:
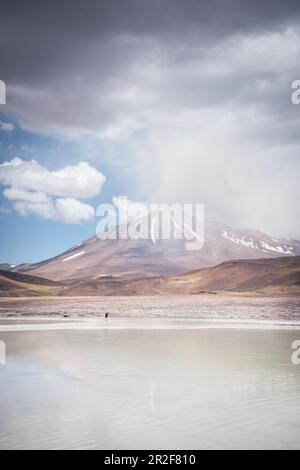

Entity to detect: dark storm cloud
[0,0,300,238]
[1,0,300,83]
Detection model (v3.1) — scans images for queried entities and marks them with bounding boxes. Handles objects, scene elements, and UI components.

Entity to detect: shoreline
[1,316,300,331]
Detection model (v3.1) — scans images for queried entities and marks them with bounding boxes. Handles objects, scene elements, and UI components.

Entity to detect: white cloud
[0,158,105,198]
[55,198,95,224]
[13,199,56,220]
[12,196,95,224]
[0,158,104,224]
[3,187,50,203]
[0,121,14,132]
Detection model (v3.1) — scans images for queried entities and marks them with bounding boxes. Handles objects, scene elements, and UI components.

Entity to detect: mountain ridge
[1,256,299,297]
[59,255,300,297]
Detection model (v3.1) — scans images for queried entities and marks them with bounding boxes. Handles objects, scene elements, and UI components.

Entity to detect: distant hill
[0,270,61,297]
[165,256,300,295]
[0,264,15,271]
[1,256,299,297]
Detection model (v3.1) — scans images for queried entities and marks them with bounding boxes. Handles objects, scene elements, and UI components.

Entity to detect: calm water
[0,324,300,449]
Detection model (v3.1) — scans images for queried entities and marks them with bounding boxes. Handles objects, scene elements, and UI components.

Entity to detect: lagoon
[0,318,300,449]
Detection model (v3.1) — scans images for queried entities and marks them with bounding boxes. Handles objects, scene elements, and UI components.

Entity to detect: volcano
[13,221,300,283]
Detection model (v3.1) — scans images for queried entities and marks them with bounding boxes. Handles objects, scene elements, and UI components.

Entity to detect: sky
[0,0,300,264]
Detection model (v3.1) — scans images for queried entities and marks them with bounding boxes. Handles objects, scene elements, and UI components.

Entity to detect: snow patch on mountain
[259,241,293,255]
[62,251,85,262]
[222,231,260,249]
[222,230,294,255]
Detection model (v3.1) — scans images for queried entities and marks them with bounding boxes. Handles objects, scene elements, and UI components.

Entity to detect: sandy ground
[0,294,299,323]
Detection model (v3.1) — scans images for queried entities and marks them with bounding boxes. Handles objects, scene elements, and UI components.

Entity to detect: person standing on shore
[105,312,109,321]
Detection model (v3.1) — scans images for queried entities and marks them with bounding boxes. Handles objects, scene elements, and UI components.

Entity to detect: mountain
[0,270,61,297]
[0,263,16,271]
[61,256,300,296]
[14,221,300,282]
